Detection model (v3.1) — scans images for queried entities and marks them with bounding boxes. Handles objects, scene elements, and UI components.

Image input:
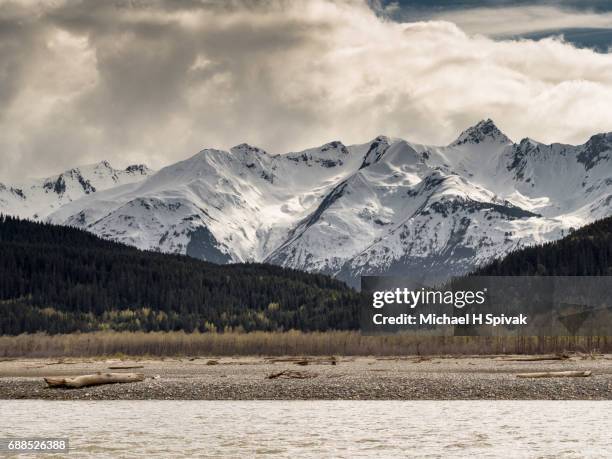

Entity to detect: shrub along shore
[0,331,609,358]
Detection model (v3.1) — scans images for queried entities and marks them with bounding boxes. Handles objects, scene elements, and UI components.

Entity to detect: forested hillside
[0,216,360,334]
[475,216,612,276]
[4,212,611,335]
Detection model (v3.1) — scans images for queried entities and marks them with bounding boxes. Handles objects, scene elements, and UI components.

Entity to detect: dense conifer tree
[0,215,360,334]
[476,217,612,276]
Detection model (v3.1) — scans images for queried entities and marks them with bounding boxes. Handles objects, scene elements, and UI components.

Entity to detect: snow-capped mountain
[5,119,612,286]
[0,161,153,219]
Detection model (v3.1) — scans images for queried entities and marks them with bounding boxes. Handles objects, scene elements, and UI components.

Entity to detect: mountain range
[0,161,152,220]
[2,119,612,286]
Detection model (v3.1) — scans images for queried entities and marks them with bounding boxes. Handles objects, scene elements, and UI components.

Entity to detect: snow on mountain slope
[267,150,565,285]
[335,181,562,286]
[0,161,152,219]
[48,141,365,262]
[266,120,611,285]
[22,119,612,285]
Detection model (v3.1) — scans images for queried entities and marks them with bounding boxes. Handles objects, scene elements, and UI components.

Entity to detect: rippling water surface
[2,401,611,457]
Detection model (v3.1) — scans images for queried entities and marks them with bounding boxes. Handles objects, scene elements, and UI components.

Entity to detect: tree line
[475,216,612,276]
[0,215,360,334]
[3,213,612,335]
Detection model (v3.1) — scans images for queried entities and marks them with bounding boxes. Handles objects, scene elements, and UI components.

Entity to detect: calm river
[1,400,611,457]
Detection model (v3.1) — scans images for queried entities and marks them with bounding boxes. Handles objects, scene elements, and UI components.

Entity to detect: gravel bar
[1,355,611,400]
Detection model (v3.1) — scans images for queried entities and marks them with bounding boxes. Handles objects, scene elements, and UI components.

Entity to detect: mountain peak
[75,160,112,174]
[450,119,511,147]
[371,135,390,143]
[518,137,538,147]
[359,136,391,169]
[230,143,267,156]
[578,132,612,170]
[586,132,612,146]
[96,160,112,169]
[319,141,348,153]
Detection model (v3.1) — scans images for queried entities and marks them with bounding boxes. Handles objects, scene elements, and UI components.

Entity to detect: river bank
[1,331,610,357]
[1,355,611,400]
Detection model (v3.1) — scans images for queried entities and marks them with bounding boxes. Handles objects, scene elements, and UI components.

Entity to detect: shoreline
[1,355,611,400]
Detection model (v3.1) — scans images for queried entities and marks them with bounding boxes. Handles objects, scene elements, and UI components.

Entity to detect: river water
[1,401,611,457]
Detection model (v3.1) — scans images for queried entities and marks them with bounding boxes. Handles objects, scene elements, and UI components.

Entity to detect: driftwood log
[266,370,317,380]
[516,370,592,379]
[44,372,145,388]
[266,356,337,366]
[503,354,570,362]
[107,365,144,370]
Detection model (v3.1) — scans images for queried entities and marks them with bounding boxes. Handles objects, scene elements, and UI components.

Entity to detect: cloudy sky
[2,0,612,181]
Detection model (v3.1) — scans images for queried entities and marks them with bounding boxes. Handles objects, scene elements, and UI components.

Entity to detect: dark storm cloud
[0,0,335,179]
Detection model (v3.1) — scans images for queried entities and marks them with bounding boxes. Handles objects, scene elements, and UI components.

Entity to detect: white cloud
[1,0,612,181]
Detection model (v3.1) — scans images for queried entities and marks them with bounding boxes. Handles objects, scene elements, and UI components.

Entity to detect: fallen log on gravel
[44,372,145,388]
[107,365,144,370]
[266,370,317,380]
[375,356,432,363]
[503,354,570,362]
[294,357,337,366]
[516,370,592,379]
[46,360,79,366]
[266,356,337,366]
